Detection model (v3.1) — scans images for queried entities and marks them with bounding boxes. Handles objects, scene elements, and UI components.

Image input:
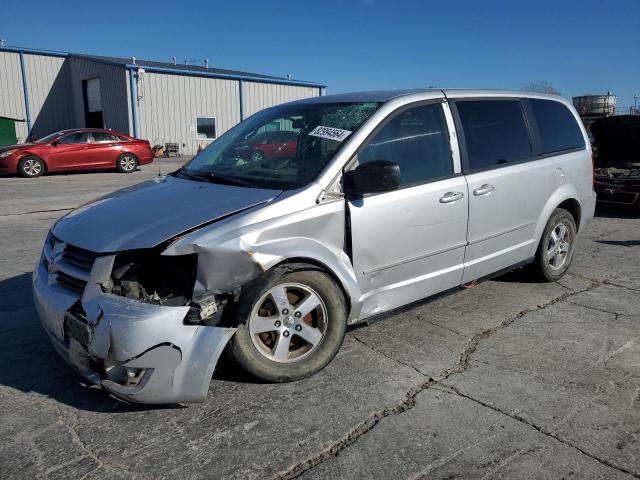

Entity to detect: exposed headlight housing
[0,149,17,158]
[110,250,198,307]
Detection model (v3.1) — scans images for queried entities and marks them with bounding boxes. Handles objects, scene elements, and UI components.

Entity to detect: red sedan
[230,131,298,163]
[0,128,154,178]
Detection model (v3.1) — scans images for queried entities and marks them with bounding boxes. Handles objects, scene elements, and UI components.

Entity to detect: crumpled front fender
[34,253,236,404]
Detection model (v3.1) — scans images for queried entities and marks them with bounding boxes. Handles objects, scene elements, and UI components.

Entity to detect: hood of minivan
[52,175,281,253]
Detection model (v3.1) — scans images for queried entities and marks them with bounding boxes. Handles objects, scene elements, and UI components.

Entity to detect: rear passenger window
[358,104,453,188]
[59,133,91,144]
[528,99,585,154]
[456,100,531,171]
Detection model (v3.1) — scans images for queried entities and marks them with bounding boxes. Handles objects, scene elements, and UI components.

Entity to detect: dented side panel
[165,191,364,322]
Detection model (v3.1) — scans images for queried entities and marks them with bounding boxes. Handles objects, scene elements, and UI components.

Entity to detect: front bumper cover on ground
[33,258,236,404]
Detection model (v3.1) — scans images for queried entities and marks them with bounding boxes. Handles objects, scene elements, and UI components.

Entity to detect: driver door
[347,101,469,319]
[49,132,93,170]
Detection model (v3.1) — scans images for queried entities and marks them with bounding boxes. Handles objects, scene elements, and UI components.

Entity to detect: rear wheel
[530,208,577,281]
[229,269,347,382]
[18,156,45,178]
[116,153,138,173]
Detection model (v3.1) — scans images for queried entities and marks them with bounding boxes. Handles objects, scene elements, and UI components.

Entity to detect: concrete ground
[0,159,638,479]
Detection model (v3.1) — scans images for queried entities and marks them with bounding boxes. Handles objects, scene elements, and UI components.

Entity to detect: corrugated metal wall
[243,81,319,118]
[67,58,130,134]
[135,72,241,155]
[0,51,28,142]
[136,74,319,155]
[2,49,322,155]
[24,54,74,137]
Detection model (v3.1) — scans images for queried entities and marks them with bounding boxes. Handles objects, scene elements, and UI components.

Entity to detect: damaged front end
[33,234,236,404]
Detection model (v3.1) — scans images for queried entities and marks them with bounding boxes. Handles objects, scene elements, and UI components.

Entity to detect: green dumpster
[0,116,22,147]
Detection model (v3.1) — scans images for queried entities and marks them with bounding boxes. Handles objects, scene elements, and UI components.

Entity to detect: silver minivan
[34,89,596,403]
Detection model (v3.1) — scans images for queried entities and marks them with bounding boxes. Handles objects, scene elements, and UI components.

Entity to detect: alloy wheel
[23,158,42,177]
[249,283,327,363]
[546,223,572,271]
[120,155,136,172]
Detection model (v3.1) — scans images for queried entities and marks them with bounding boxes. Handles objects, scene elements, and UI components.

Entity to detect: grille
[62,244,97,271]
[56,270,88,293]
[45,237,98,294]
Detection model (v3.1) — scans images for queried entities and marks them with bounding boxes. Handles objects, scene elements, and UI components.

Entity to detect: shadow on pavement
[595,202,640,219]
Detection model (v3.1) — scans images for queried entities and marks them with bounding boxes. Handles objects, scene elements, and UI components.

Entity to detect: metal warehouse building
[0,46,325,155]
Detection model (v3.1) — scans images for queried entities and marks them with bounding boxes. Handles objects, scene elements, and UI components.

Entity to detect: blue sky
[2,0,639,108]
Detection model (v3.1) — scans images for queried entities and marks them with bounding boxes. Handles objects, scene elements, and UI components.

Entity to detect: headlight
[0,149,17,158]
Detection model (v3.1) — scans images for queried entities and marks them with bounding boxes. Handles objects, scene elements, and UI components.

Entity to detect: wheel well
[18,155,47,173]
[119,152,139,161]
[557,198,581,231]
[272,258,352,316]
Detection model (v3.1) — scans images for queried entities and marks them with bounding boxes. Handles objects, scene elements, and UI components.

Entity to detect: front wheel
[116,153,138,173]
[229,269,347,382]
[530,208,577,281]
[19,156,45,178]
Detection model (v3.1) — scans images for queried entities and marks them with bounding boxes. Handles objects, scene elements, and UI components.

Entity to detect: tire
[530,208,577,282]
[249,150,264,162]
[18,156,45,178]
[229,268,347,382]
[116,153,138,173]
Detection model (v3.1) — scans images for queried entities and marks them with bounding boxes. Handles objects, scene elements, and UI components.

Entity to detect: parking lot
[0,160,638,479]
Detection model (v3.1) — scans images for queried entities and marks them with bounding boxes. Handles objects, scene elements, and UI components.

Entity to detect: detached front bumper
[33,256,235,404]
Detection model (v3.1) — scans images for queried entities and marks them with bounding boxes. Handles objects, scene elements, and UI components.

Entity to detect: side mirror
[343,160,401,196]
[51,140,60,147]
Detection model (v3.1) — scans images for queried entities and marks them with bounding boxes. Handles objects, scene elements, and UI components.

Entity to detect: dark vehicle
[0,128,154,178]
[591,115,640,206]
[230,131,298,163]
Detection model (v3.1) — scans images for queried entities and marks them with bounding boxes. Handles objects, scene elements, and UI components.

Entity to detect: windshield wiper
[174,166,209,182]
[175,167,256,188]
[205,172,256,188]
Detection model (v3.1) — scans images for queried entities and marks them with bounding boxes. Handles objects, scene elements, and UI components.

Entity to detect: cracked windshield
[180,102,380,190]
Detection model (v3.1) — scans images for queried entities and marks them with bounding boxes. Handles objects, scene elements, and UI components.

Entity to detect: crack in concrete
[0,388,137,479]
[440,281,601,379]
[349,332,431,378]
[565,300,621,318]
[273,376,438,480]
[436,384,640,480]
[604,279,640,293]
[0,207,73,218]
[275,281,604,479]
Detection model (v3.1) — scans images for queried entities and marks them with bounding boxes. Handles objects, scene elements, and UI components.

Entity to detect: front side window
[456,100,531,171]
[196,117,216,139]
[183,102,381,190]
[528,99,585,154]
[357,103,453,188]
[36,131,65,144]
[59,132,91,144]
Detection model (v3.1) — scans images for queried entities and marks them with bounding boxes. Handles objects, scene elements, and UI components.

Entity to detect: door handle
[473,184,495,196]
[439,191,464,203]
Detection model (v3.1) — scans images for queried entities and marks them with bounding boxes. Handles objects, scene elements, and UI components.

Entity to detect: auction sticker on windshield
[308,126,352,142]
